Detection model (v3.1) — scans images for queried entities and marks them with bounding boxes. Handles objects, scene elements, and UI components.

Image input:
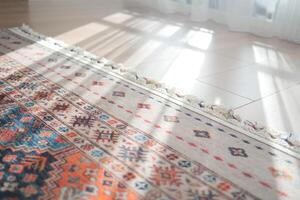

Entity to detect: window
[253,0,279,20]
[209,0,220,9]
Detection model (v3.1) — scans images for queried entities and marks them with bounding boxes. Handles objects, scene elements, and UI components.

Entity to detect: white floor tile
[198,64,300,100]
[235,84,300,138]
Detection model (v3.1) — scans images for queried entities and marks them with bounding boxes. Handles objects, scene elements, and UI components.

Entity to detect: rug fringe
[10,24,299,150]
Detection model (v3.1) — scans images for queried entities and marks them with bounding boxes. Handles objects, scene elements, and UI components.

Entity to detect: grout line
[233,100,257,110]
[234,82,300,111]
[196,79,254,101]
[196,63,254,80]
[194,51,256,80]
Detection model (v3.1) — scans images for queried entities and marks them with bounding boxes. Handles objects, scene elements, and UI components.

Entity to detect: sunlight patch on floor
[55,22,109,45]
[102,12,134,24]
[157,24,181,37]
[123,39,162,67]
[162,49,206,93]
[186,29,213,50]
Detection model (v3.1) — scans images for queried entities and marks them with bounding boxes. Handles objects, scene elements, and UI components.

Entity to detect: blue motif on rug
[0,106,69,151]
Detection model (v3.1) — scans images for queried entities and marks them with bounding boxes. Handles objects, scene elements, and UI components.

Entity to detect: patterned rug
[0,26,299,200]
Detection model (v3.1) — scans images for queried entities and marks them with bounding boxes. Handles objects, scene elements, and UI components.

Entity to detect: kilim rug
[0,26,299,200]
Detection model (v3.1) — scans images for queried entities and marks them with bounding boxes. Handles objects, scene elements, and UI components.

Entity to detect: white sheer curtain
[137,0,300,43]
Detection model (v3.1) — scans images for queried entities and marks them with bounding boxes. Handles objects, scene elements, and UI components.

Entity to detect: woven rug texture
[0,27,299,200]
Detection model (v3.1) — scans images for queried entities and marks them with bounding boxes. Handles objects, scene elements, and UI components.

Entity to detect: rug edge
[7,24,299,152]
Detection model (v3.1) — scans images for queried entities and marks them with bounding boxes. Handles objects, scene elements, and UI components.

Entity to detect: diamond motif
[9,164,24,174]
[137,103,151,109]
[228,147,248,157]
[74,72,86,77]
[194,130,210,138]
[92,81,104,86]
[112,91,125,97]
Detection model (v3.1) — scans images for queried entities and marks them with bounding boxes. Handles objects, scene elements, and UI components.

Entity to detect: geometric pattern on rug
[0,27,299,200]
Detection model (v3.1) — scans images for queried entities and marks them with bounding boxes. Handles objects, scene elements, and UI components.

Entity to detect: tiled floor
[1,0,300,138]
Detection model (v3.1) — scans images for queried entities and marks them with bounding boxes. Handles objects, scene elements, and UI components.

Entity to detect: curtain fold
[138,0,300,43]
